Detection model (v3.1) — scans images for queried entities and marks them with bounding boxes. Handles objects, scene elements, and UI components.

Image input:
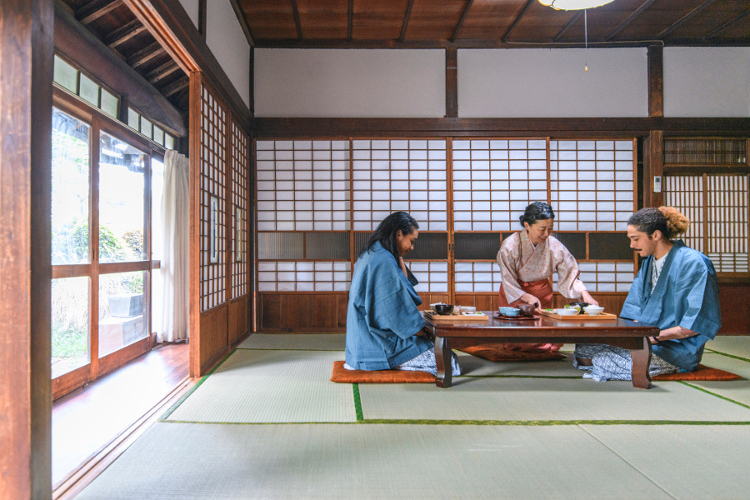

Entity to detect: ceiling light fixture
[538,0,615,10]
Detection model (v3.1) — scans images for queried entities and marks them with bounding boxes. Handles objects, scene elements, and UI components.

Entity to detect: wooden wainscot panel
[259,293,349,332]
[228,296,249,346]
[416,293,450,311]
[455,294,497,311]
[718,284,750,335]
[199,304,229,370]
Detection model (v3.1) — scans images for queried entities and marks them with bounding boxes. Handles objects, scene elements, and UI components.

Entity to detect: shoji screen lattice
[230,120,250,299]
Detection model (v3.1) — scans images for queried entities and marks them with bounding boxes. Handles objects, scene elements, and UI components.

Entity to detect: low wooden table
[423,312,660,390]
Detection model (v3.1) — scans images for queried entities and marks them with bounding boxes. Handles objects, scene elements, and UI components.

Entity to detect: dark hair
[628,207,689,240]
[519,202,555,227]
[360,212,419,262]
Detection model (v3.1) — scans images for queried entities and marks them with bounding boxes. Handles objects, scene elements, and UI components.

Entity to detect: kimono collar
[641,240,685,302]
[521,229,546,253]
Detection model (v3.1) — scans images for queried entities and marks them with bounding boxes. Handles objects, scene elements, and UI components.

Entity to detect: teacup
[499,307,520,317]
[517,304,537,317]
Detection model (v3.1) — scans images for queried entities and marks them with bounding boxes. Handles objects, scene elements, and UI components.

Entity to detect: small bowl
[517,304,536,317]
[583,305,605,316]
[462,306,476,313]
[434,304,454,315]
[499,307,520,317]
[556,308,579,316]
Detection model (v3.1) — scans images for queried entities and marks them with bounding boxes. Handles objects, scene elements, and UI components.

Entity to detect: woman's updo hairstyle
[628,206,689,240]
[519,202,555,227]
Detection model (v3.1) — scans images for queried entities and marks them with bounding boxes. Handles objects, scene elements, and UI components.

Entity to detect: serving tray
[493,312,540,321]
[538,310,618,321]
[423,311,490,322]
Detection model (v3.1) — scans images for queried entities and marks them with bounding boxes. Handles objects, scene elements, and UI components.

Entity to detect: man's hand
[654,326,697,342]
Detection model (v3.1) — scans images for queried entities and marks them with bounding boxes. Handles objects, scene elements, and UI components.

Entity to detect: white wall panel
[254,49,445,117]
[178,0,199,29]
[206,0,251,108]
[458,48,648,118]
[664,47,750,118]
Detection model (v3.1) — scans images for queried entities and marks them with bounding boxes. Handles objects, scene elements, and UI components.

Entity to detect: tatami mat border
[705,349,750,364]
[353,384,363,422]
[159,349,236,421]
[157,418,750,426]
[679,381,750,410]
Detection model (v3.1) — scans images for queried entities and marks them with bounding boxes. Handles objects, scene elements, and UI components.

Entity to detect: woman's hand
[581,290,599,306]
[521,293,541,308]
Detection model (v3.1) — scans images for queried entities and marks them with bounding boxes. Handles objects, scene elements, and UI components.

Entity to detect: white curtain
[157,150,190,342]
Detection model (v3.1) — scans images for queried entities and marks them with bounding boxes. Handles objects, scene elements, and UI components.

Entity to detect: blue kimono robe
[345,241,432,370]
[620,240,721,371]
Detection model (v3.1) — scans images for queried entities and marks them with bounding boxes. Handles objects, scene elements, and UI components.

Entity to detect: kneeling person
[344,212,460,376]
[574,207,721,381]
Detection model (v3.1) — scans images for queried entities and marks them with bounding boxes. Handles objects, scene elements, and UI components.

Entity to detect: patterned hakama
[573,344,679,382]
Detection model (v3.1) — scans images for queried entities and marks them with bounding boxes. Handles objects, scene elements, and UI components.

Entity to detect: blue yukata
[345,242,433,371]
[575,240,721,381]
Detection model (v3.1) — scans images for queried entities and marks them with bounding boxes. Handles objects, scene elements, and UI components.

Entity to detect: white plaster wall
[178,0,199,29]
[458,48,648,118]
[664,47,750,117]
[254,49,445,118]
[206,0,251,108]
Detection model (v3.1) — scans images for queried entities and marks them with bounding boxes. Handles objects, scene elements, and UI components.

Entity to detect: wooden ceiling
[240,0,750,47]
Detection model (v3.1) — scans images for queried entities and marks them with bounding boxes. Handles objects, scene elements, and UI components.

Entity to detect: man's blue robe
[345,241,432,370]
[620,240,721,371]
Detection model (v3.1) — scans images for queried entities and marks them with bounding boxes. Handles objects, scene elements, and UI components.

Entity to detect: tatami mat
[706,336,750,359]
[358,376,750,422]
[581,424,750,500]
[77,422,673,500]
[456,351,581,377]
[686,352,750,407]
[165,350,356,423]
[237,333,346,351]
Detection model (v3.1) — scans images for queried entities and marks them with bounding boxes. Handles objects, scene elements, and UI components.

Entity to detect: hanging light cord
[584,9,588,72]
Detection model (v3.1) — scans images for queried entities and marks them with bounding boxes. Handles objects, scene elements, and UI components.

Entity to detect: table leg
[435,336,452,388]
[631,337,652,389]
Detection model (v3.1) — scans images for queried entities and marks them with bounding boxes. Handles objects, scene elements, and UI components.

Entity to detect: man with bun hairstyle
[574,207,721,382]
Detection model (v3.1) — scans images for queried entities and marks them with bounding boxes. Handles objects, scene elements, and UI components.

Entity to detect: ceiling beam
[228,0,255,46]
[290,0,302,41]
[657,0,718,39]
[162,76,189,97]
[501,0,535,42]
[127,42,166,68]
[77,0,124,26]
[145,60,180,84]
[106,19,148,48]
[348,0,353,42]
[704,7,750,40]
[553,11,581,42]
[605,0,658,41]
[450,0,474,42]
[399,0,415,43]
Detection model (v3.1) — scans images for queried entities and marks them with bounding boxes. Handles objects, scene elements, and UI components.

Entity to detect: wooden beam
[446,47,458,118]
[228,0,255,46]
[605,0,658,41]
[647,45,663,118]
[501,0,535,42]
[645,130,664,207]
[0,0,54,498]
[77,0,124,25]
[146,59,180,84]
[127,41,166,68]
[347,0,353,42]
[106,19,148,48]
[657,0,718,39]
[553,11,581,42]
[704,8,750,40]
[399,0,415,43]
[198,0,207,38]
[450,0,474,42]
[162,75,189,97]
[290,0,302,41]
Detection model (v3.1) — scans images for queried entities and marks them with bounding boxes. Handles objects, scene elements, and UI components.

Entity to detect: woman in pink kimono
[497,202,598,352]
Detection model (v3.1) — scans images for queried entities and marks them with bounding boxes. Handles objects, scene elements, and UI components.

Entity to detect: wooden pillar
[446,47,458,118]
[647,45,663,118]
[643,130,664,208]
[0,0,54,498]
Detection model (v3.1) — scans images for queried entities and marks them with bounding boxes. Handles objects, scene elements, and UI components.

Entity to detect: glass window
[99,132,146,262]
[153,126,164,146]
[128,107,140,130]
[52,277,90,378]
[99,271,147,357]
[79,74,99,107]
[53,55,78,94]
[165,134,175,150]
[52,108,90,265]
[100,88,118,118]
[140,117,152,139]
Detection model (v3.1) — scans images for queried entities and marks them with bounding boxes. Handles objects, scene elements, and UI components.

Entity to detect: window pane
[153,126,164,146]
[128,108,139,130]
[100,88,118,118]
[79,74,99,106]
[52,277,90,378]
[140,117,152,139]
[165,134,175,150]
[53,55,77,93]
[99,132,146,262]
[99,271,147,358]
[52,108,90,265]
